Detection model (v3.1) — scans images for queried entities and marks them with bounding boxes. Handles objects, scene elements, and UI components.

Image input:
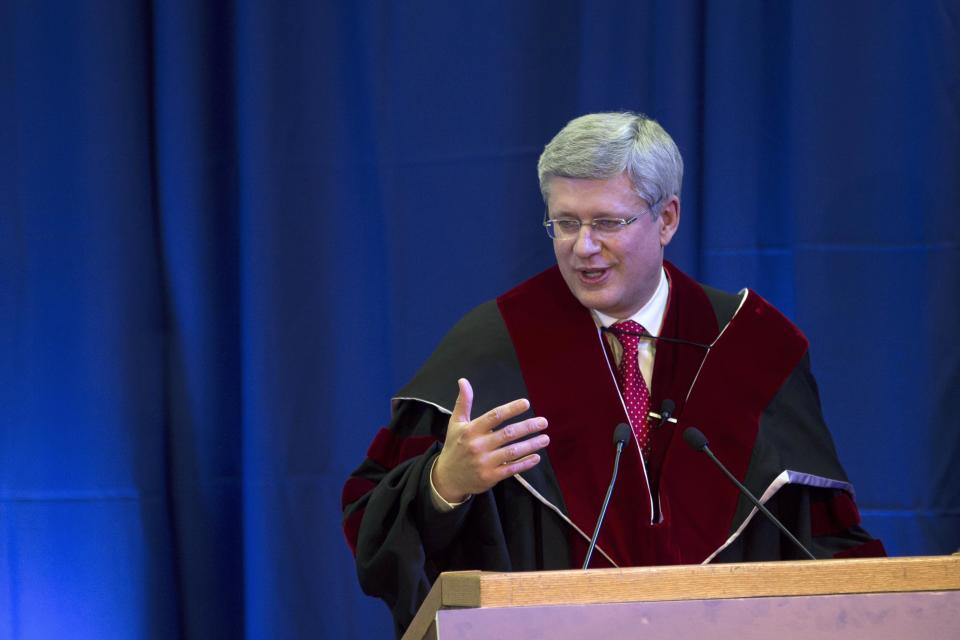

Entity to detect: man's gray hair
[537,112,684,212]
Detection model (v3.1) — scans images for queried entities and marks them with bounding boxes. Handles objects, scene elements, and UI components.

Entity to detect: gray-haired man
[343,112,884,636]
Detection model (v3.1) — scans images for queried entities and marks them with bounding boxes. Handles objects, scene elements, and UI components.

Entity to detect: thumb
[452,378,474,424]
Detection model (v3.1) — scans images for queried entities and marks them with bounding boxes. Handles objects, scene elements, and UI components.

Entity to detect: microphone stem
[703,447,817,561]
[583,441,625,569]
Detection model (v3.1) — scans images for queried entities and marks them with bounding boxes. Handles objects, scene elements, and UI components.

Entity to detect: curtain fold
[2,1,958,638]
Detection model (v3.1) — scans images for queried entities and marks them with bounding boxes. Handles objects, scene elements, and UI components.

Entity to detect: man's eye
[594,219,623,232]
[556,219,580,232]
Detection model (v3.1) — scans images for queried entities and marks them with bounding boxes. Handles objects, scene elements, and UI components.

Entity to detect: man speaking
[342,112,884,634]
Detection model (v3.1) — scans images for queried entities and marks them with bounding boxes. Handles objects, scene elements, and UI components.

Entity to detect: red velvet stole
[496,262,807,567]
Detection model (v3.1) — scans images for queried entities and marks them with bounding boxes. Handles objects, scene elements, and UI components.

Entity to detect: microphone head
[682,427,709,451]
[660,398,676,417]
[613,423,633,445]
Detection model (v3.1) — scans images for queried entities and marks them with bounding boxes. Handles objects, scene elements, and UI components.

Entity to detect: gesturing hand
[432,378,549,503]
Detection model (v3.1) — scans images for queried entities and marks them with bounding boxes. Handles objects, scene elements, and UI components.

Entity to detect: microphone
[682,427,817,561]
[655,399,675,428]
[583,423,633,569]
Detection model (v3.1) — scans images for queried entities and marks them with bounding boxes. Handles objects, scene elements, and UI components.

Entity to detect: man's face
[547,173,679,319]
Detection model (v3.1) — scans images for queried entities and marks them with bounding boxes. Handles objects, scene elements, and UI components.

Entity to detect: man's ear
[658,196,681,247]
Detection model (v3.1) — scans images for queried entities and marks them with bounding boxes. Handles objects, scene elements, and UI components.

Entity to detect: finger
[490,417,548,448]
[495,453,542,479]
[493,433,550,467]
[452,378,474,424]
[473,397,531,432]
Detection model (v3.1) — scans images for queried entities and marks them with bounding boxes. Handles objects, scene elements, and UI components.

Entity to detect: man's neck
[594,267,669,336]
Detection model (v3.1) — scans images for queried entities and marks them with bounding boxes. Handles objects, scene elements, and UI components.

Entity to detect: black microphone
[682,427,818,561]
[656,399,675,428]
[583,423,633,569]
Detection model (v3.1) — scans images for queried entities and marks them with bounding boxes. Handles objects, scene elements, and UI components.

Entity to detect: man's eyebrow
[552,210,629,219]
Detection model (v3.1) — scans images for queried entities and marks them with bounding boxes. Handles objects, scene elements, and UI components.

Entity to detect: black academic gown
[341,261,884,636]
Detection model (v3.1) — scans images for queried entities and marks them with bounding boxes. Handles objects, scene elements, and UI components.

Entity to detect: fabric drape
[2,1,958,638]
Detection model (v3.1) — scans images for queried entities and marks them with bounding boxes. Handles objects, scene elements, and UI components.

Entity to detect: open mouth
[578,268,609,284]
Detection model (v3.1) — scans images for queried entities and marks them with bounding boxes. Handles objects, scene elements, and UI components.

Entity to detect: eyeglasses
[543,214,641,240]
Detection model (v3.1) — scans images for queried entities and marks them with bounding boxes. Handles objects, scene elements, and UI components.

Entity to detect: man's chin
[570,288,616,314]
[560,269,620,313]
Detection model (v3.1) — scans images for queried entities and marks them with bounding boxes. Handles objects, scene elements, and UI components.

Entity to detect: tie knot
[608,320,647,354]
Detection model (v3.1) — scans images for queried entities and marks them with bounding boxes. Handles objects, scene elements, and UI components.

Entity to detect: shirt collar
[594,267,669,337]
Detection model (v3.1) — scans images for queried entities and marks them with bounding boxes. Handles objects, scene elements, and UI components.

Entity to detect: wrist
[431,456,469,504]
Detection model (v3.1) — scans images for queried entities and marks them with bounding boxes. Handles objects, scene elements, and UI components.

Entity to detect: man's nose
[573,226,601,256]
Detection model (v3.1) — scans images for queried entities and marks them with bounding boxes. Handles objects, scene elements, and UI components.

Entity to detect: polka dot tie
[608,320,652,456]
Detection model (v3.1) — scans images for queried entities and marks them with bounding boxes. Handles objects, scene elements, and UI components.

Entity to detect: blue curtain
[2,1,958,638]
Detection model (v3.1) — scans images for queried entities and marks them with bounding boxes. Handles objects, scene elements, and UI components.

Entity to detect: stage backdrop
[2,1,958,638]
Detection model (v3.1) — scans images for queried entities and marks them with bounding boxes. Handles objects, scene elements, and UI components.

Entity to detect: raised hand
[432,378,549,503]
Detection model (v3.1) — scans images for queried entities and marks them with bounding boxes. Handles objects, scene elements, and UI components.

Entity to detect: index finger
[470,397,531,433]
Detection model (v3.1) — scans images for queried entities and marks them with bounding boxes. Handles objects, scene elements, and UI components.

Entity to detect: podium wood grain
[402,556,960,640]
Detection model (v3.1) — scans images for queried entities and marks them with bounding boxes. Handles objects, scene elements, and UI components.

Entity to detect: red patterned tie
[608,320,652,456]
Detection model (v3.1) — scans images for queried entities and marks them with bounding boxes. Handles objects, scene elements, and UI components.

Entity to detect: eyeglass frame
[542,208,657,240]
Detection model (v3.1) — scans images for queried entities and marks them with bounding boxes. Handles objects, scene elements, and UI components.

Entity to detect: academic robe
[341,261,884,636]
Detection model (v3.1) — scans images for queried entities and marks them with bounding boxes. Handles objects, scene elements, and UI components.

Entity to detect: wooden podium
[402,555,960,639]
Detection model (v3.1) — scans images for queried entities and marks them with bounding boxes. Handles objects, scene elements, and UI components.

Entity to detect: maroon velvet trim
[661,275,808,562]
[367,427,439,471]
[496,263,808,567]
[497,267,643,567]
[810,491,861,537]
[343,507,364,555]
[341,477,377,511]
[833,539,887,559]
[644,264,724,497]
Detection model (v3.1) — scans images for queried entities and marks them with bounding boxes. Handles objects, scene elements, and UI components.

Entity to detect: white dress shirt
[594,266,669,389]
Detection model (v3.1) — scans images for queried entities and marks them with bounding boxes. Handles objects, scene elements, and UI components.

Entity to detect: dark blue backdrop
[2,1,958,638]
